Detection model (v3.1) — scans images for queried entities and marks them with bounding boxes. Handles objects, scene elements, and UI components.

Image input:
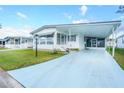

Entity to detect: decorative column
[20,37,22,48]
[2,41,3,47]
[13,38,15,45]
[53,31,57,49]
[66,34,68,47]
[112,27,115,57]
[68,28,71,48]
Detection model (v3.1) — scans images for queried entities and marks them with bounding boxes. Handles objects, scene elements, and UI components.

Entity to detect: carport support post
[105,38,108,50]
[69,29,71,49]
[112,28,115,57]
[53,31,57,49]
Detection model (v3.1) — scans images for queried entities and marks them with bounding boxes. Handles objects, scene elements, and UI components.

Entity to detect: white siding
[5,43,33,49]
[33,33,80,51]
[5,37,33,49]
[117,36,124,48]
[66,35,79,49]
[33,28,57,50]
[78,34,85,50]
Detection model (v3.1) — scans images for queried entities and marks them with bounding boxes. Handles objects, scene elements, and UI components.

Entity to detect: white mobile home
[4,36,33,49]
[117,34,124,48]
[31,21,121,56]
[0,39,5,48]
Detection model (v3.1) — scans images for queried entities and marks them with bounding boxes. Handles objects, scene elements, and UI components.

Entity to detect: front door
[85,37,105,48]
[92,39,97,47]
[86,38,91,47]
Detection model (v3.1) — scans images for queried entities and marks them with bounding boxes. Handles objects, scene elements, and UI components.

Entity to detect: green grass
[107,48,124,70]
[0,49,64,71]
[0,48,8,50]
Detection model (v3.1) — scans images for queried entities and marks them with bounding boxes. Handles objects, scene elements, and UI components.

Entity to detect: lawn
[0,49,64,71]
[0,48,8,50]
[107,48,124,70]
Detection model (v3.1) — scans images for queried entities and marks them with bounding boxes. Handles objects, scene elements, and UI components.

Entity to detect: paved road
[0,68,24,88]
[8,49,124,88]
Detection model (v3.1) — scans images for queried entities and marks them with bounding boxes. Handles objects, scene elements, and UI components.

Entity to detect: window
[47,37,53,44]
[61,34,65,44]
[57,33,60,44]
[6,39,10,44]
[3,41,5,45]
[15,39,20,44]
[71,35,76,41]
[40,39,45,44]
[57,33,66,45]
[10,38,14,44]
[29,39,33,43]
[68,35,76,42]
[97,38,105,47]
[38,34,54,45]
[47,39,53,44]
[22,39,28,44]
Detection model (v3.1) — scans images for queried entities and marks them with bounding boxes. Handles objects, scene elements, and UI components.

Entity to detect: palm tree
[116,5,124,14]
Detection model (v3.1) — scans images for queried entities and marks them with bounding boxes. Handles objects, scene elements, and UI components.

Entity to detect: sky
[0,5,124,38]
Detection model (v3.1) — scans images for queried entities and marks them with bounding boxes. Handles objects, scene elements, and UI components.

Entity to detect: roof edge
[30,20,122,34]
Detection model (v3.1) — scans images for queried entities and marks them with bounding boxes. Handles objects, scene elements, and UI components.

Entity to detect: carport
[31,20,121,53]
[55,20,121,57]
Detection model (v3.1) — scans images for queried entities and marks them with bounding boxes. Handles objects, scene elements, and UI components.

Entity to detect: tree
[116,5,124,14]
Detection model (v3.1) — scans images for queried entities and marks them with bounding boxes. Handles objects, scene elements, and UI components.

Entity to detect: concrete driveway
[8,49,124,88]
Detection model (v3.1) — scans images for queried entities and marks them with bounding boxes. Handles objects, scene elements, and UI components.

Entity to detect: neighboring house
[0,39,5,48]
[106,38,116,47]
[116,34,124,48]
[31,21,121,56]
[4,36,33,49]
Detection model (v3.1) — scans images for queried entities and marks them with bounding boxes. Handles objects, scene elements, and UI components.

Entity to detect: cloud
[72,19,89,24]
[16,12,28,19]
[109,24,124,39]
[0,27,32,39]
[63,13,72,20]
[116,24,124,32]
[109,31,124,39]
[80,5,88,16]
[112,15,124,21]
[119,15,124,20]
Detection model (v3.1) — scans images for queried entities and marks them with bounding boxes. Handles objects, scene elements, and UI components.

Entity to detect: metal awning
[36,29,55,36]
[56,21,121,38]
[31,20,121,38]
